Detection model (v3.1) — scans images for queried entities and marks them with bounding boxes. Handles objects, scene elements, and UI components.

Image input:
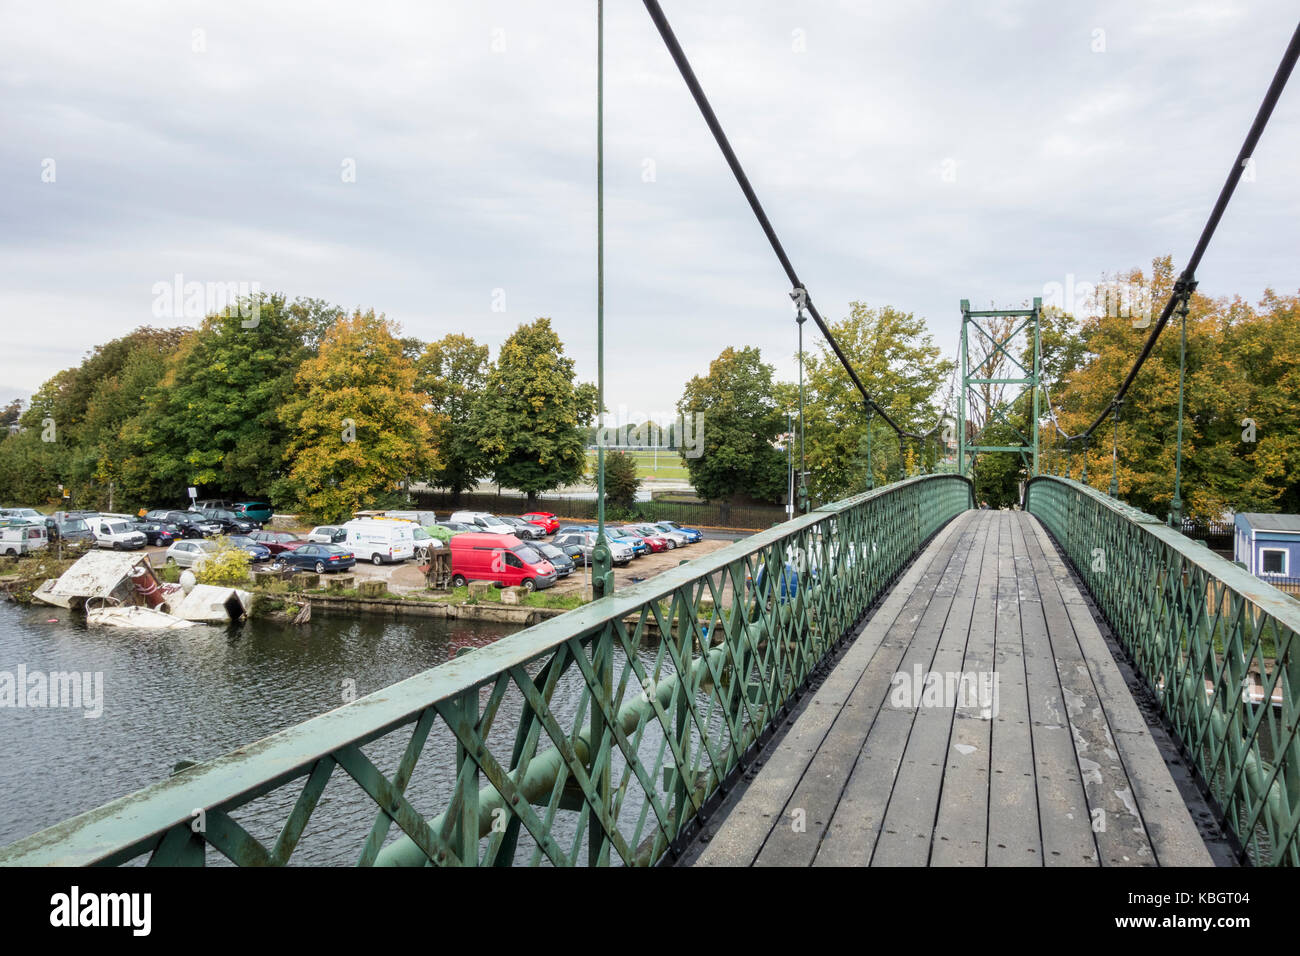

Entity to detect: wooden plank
[870,511,995,865]
[1009,515,1099,866]
[988,514,1042,865]
[1017,513,1157,866]
[757,511,985,866]
[695,511,972,866]
[1024,517,1214,867]
[812,511,989,866]
[930,510,1003,865]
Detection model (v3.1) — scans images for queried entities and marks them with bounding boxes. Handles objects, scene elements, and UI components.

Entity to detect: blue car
[574,526,647,557]
[226,535,273,562]
[654,521,703,544]
[280,543,356,573]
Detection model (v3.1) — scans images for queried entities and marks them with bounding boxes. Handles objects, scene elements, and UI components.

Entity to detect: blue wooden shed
[1233,512,1300,580]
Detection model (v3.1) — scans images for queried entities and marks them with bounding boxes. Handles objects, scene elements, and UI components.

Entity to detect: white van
[91,517,147,551]
[447,511,513,534]
[342,519,416,565]
[1,521,48,556]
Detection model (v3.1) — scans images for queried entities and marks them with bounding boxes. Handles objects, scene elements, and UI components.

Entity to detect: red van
[449,533,558,591]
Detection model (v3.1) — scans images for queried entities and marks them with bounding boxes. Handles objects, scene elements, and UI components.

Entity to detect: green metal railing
[0,474,972,867]
[1026,476,1300,866]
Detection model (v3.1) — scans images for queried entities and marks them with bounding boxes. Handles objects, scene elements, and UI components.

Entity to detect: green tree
[801,303,953,500]
[277,310,434,522]
[678,346,786,507]
[602,449,641,508]
[121,295,322,503]
[416,333,492,498]
[470,318,598,502]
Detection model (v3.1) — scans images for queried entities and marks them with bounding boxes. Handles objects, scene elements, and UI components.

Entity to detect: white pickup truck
[89,515,147,551]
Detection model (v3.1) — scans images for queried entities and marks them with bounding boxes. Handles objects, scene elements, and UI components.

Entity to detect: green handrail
[1,474,973,867]
[1026,475,1300,865]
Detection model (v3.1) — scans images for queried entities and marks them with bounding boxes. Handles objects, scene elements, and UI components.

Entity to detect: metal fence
[414,490,790,530]
[0,474,972,866]
[1026,476,1300,866]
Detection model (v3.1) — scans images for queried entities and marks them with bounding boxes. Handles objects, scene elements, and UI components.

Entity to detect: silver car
[164,539,219,568]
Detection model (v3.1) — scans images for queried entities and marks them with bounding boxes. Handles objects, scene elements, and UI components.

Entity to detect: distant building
[1233,513,1300,579]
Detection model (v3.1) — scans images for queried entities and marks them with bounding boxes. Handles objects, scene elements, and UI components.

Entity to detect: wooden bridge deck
[694,509,1215,867]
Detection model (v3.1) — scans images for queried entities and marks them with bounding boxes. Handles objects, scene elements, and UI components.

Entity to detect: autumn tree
[469,318,597,502]
[277,310,434,522]
[1049,257,1300,521]
[678,346,786,507]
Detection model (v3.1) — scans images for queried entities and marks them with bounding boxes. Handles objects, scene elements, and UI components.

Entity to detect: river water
[0,600,704,866]
[0,601,522,862]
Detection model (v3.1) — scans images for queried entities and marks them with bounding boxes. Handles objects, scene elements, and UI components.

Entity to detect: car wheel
[451,574,467,588]
[315,562,325,574]
[522,578,536,592]
[372,554,383,566]
[667,540,676,549]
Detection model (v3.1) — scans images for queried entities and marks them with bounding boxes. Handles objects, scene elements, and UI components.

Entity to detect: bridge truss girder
[957,297,1042,480]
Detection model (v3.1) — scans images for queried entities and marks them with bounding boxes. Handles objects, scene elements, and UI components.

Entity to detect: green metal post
[1109,402,1120,498]
[1032,296,1042,476]
[1169,282,1195,528]
[958,299,969,476]
[796,305,808,512]
[591,0,613,598]
[864,408,874,489]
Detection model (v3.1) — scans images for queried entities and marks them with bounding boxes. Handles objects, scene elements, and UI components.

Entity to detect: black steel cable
[1070,20,1300,441]
[641,0,922,440]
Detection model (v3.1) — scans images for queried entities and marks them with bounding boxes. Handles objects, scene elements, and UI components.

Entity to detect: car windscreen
[512,546,542,564]
[61,519,89,532]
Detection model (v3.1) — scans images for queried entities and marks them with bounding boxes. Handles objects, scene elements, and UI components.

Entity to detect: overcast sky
[2,1,1297,426]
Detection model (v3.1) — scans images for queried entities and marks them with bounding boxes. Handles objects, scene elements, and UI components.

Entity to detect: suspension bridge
[1,6,1298,867]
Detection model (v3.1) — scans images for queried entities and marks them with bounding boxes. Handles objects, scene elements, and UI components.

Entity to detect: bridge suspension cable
[1059,20,1300,444]
[641,0,935,443]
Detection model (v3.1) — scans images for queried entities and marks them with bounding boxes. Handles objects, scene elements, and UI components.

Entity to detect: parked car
[449,533,557,591]
[434,521,476,536]
[197,508,254,534]
[618,525,670,552]
[638,523,690,548]
[552,529,633,566]
[0,507,44,522]
[574,525,647,557]
[164,539,219,568]
[498,516,546,540]
[224,535,273,562]
[232,501,274,526]
[130,520,182,546]
[411,526,445,560]
[447,511,514,534]
[342,518,416,565]
[306,526,349,544]
[651,521,702,544]
[91,517,147,551]
[536,542,575,578]
[280,543,356,574]
[247,530,303,554]
[1,519,48,556]
[193,498,234,512]
[44,515,96,549]
[146,509,221,537]
[521,511,560,535]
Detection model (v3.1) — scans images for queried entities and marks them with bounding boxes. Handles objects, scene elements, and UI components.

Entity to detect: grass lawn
[586,449,691,480]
